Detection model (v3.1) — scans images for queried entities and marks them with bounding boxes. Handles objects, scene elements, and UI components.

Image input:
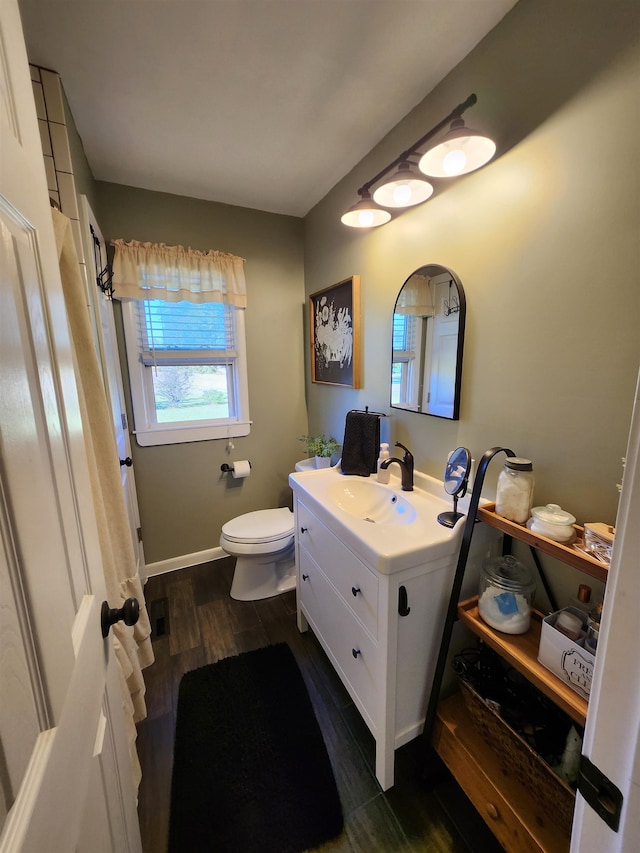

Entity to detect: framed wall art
[310,275,361,388]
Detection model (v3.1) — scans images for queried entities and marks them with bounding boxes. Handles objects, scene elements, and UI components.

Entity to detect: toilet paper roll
[232,460,251,479]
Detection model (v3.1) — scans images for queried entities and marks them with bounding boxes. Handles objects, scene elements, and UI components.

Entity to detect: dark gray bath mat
[168,642,343,853]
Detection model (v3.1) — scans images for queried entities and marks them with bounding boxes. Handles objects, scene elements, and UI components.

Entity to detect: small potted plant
[298,434,340,469]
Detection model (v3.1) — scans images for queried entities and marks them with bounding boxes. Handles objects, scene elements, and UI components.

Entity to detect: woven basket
[459,677,575,836]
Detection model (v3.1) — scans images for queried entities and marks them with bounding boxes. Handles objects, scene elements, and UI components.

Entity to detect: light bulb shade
[372,161,434,208]
[341,191,392,228]
[418,118,496,178]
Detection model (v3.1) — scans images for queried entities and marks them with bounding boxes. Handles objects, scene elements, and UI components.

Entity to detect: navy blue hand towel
[340,411,380,476]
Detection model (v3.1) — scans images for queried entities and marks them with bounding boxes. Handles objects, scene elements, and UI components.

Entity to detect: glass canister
[495,457,534,524]
[478,555,536,634]
[528,503,576,543]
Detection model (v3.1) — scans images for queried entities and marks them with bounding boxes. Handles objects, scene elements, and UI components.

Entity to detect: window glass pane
[391,362,402,404]
[392,314,407,350]
[152,364,230,423]
[392,314,417,353]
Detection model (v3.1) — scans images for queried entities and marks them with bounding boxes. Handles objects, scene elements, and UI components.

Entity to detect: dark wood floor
[136,559,504,853]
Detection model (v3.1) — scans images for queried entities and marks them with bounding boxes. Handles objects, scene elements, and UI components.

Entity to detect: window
[391,312,423,410]
[121,299,250,446]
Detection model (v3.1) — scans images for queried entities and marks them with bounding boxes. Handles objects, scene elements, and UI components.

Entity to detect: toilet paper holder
[221,462,252,473]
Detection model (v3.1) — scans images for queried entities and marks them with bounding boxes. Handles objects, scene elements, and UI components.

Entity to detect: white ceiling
[18,0,517,217]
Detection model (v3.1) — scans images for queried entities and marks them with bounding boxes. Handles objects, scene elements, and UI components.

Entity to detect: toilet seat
[221,507,294,545]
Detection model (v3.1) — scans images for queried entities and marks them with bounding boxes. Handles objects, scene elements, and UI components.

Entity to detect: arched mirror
[390,264,465,419]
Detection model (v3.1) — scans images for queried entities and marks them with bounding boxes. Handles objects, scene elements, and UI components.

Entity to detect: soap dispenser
[377,443,390,484]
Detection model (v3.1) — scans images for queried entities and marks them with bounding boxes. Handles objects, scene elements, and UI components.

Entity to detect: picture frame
[310,275,361,388]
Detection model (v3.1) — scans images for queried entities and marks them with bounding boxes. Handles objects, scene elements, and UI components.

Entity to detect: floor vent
[149,597,170,640]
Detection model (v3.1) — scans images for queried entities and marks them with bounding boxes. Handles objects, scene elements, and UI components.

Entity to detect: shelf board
[458,597,588,727]
[477,503,608,582]
[433,693,571,853]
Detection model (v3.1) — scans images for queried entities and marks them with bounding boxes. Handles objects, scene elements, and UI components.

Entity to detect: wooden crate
[458,678,574,837]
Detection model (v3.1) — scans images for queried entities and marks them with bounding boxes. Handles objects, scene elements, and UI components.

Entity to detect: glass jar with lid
[478,554,536,634]
[495,457,534,524]
[528,503,576,543]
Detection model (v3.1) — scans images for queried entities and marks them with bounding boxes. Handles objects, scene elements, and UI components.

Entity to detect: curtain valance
[395,274,434,317]
[111,239,247,307]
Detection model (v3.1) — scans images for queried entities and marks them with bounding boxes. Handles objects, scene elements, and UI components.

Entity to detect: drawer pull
[485,803,500,821]
[398,585,411,617]
[352,647,361,658]
[300,526,308,533]
[352,586,361,597]
[302,573,309,581]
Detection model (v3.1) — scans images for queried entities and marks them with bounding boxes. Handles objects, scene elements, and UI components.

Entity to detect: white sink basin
[289,464,470,574]
[328,479,417,525]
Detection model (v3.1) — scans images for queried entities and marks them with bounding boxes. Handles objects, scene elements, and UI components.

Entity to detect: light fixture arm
[357,93,478,197]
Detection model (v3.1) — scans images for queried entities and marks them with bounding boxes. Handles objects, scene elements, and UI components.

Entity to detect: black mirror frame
[443,446,472,496]
[390,264,466,420]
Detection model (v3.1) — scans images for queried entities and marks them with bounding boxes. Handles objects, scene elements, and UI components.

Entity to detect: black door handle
[101,597,140,638]
[120,457,133,467]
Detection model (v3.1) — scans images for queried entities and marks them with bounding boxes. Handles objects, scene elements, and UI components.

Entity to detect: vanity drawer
[299,547,379,731]
[297,500,379,638]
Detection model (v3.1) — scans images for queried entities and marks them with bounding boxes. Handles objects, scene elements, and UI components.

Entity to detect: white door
[423,273,459,418]
[0,2,141,850]
[78,195,146,579]
[571,370,640,852]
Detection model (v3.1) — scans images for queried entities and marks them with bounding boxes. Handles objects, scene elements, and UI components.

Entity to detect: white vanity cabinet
[294,495,458,790]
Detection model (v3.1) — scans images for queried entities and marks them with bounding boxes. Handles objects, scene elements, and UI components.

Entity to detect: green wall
[94,183,306,564]
[62,86,100,215]
[302,0,639,602]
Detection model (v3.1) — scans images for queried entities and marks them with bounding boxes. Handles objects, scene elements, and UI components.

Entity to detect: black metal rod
[358,93,478,195]
[420,445,516,765]
[503,534,558,615]
[528,544,559,613]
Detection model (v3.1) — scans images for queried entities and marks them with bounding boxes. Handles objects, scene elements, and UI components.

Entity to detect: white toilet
[220,459,317,601]
[221,507,296,601]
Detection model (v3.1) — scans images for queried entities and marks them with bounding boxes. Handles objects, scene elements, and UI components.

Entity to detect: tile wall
[28,63,111,318]
[30,64,86,268]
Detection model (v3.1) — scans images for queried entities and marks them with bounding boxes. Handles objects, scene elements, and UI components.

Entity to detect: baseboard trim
[145,546,227,578]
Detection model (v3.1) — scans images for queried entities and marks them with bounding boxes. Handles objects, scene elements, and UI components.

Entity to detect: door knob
[119,456,133,467]
[101,597,140,638]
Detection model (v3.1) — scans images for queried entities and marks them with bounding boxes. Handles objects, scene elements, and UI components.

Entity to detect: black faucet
[380,442,414,491]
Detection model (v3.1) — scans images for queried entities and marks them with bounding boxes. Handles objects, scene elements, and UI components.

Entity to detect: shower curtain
[52,207,154,791]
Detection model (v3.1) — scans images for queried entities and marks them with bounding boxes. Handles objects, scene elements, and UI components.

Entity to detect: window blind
[134,300,237,365]
[393,314,416,355]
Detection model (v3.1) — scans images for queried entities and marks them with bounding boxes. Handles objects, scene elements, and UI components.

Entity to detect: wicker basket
[459,677,575,836]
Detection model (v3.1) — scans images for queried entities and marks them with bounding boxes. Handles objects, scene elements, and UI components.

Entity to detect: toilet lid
[221,507,294,544]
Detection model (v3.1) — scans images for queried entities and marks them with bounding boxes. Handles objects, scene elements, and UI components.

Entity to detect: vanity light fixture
[340,189,392,228]
[341,93,494,228]
[372,161,434,209]
[418,116,496,178]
